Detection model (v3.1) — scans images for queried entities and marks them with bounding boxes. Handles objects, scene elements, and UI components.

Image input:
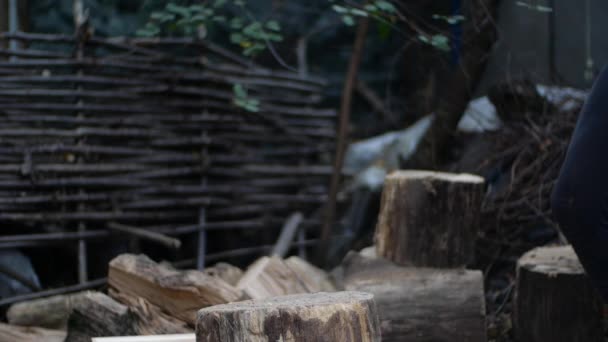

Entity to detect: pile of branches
[480,83,582,240]
[456,81,587,340]
[0,30,336,303]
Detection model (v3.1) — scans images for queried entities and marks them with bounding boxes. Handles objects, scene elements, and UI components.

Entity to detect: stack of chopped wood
[0,253,336,341]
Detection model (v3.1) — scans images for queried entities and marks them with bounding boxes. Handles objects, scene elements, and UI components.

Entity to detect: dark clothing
[552,66,608,302]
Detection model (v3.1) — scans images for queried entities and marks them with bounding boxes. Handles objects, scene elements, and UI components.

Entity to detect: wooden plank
[92,334,195,342]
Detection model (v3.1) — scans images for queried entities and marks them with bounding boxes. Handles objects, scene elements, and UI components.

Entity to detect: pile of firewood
[0,252,337,341]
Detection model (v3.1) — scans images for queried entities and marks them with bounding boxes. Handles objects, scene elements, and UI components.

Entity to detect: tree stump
[375,170,484,267]
[340,251,487,342]
[196,291,381,342]
[514,245,604,342]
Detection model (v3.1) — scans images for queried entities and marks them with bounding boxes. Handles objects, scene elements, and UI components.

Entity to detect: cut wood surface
[6,291,88,330]
[514,245,603,342]
[108,254,242,325]
[285,256,336,292]
[109,289,192,335]
[196,291,381,342]
[237,256,335,299]
[203,262,243,286]
[65,292,137,342]
[375,170,484,267]
[0,322,66,342]
[340,251,487,342]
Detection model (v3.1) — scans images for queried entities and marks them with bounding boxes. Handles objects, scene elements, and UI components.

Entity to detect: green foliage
[418,34,450,52]
[137,0,283,57]
[329,0,396,26]
[432,14,465,25]
[233,84,260,112]
[516,1,552,12]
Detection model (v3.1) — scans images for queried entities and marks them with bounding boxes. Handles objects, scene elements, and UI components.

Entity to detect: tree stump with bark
[375,170,485,267]
[196,291,381,342]
[339,251,487,342]
[514,245,604,342]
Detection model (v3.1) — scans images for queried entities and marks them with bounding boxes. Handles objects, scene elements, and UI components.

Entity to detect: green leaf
[166,3,191,17]
[212,15,226,22]
[243,22,263,38]
[230,32,245,44]
[189,5,204,12]
[342,15,355,26]
[233,84,247,98]
[234,0,245,6]
[266,32,283,42]
[376,20,391,40]
[243,43,265,56]
[375,1,396,13]
[230,17,244,29]
[265,20,281,31]
[190,14,208,23]
[350,8,368,17]
[364,4,378,12]
[213,0,228,7]
[332,5,349,13]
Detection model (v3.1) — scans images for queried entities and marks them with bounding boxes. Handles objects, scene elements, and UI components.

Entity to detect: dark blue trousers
[552,66,608,302]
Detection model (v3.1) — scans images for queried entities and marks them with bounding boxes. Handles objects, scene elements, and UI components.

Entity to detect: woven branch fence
[0,30,338,305]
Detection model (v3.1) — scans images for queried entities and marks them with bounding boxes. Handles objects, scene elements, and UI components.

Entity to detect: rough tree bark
[196,291,381,342]
[514,245,604,342]
[403,0,500,169]
[65,292,137,342]
[339,251,487,342]
[6,292,88,330]
[375,170,485,267]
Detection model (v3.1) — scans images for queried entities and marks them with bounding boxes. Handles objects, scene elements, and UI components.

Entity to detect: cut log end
[385,170,485,184]
[196,291,381,342]
[514,245,604,342]
[517,245,584,275]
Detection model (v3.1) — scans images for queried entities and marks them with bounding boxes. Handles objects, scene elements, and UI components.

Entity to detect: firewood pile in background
[0,30,338,306]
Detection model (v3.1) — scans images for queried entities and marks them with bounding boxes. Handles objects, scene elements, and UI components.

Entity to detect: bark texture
[514,245,604,342]
[340,252,486,342]
[375,170,485,267]
[0,322,66,342]
[196,291,381,342]
[65,292,137,342]
[6,292,88,330]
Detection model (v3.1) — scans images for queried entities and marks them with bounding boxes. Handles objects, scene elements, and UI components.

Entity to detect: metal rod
[8,0,18,52]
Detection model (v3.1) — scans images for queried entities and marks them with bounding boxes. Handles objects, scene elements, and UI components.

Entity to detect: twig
[318,12,370,265]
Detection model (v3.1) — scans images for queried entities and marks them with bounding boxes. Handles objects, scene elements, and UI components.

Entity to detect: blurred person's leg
[552,66,608,302]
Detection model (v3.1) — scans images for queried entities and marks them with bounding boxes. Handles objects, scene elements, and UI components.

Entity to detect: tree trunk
[339,251,487,342]
[196,291,381,342]
[403,0,499,169]
[514,245,604,342]
[375,170,484,267]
